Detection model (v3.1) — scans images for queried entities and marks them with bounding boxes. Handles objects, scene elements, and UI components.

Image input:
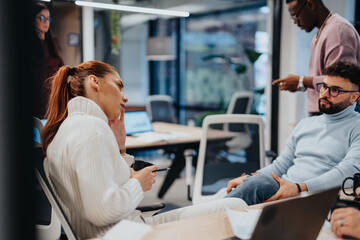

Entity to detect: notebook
[227,187,340,240]
[124,111,153,136]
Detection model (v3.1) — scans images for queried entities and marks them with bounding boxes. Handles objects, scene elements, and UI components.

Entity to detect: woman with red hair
[42,60,246,239]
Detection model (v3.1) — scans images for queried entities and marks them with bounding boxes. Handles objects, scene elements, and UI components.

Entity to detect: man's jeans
[225,173,280,205]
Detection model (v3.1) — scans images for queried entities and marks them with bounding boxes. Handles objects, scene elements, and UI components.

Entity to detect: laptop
[124,111,153,136]
[248,187,339,240]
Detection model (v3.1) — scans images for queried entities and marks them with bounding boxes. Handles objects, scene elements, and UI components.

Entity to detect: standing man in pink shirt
[273,0,360,115]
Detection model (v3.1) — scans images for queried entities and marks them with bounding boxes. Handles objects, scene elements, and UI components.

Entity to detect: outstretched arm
[272,75,314,92]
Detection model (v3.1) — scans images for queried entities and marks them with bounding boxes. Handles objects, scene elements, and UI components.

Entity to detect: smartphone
[154,167,171,172]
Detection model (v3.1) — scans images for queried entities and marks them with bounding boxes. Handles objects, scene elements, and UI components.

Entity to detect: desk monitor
[124,111,153,135]
[250,187,339,240]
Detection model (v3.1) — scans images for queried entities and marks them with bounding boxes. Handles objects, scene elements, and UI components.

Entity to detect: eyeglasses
[37,15,52,23]
[290,1,307,20]
[316,83,359,97]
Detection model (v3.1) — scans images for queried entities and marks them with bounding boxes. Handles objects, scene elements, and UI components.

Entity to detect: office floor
[141,156,193,213]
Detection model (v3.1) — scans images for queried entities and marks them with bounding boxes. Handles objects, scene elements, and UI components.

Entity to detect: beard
[318,98,350,114]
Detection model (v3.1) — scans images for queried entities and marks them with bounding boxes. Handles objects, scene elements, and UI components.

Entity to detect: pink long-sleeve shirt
[307,13,360,113]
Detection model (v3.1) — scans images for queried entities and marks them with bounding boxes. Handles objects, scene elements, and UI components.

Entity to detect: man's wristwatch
[297,76,306,91]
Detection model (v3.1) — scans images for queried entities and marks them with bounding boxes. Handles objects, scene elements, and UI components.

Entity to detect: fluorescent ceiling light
[75,1,190,17]
[40,0,51,2]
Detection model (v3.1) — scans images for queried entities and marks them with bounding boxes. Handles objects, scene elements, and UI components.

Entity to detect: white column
[82,6,94,61]
[265,0,273,152]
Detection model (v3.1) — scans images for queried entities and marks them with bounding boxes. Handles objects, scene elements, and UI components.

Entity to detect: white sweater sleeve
[73,133,143,227]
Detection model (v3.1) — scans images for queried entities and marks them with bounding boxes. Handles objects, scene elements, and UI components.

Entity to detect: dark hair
[323,61,360,89]
[31,2,62,59]
[41,61,117,154]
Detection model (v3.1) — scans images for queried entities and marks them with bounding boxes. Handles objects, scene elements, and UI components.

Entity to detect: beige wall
[52,4,81,66]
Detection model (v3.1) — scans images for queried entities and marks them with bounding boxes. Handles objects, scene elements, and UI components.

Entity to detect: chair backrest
[146,95,177,123]
[192,114,265,205]
[33,147,78,240]
[34,117,62,240]
[226,91,253,115]
[33,117,43,148]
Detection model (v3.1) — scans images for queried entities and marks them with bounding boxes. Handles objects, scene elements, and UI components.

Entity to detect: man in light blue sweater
[226,61,360,205]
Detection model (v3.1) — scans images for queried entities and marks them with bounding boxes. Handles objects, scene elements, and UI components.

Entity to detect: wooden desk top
[142,202,272,240]
[126,122,237,150]
[142,199,341,240]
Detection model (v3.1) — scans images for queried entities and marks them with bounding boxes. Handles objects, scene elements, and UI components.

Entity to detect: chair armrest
[265,150,278,163]
[136,202,165,212]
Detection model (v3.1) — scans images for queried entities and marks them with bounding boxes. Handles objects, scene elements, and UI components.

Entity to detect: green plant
[194,49,263,125]
[110,0,121,54]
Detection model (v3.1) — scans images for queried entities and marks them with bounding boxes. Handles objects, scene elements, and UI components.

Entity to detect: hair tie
[68,67,76,76]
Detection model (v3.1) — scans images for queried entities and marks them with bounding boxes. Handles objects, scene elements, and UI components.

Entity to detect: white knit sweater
[44,96,144,239]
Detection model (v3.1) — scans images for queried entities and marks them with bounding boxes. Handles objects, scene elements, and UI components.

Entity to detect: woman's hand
[108,107,126,151]
[130,165,158,192]
[265,173,299,202]
[331,207,360,239]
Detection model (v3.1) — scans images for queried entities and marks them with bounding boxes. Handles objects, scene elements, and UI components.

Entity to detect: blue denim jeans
[225,173,280,205]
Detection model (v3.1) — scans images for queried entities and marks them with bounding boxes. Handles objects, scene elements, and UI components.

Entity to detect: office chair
[227,91,277,163]
[33,117,62,240]
[145,94,179,161]
[146,95,177,123]
[226,91,253,115]
[34,147,78,240]
[190,114,266,205]
[224,91,254,151]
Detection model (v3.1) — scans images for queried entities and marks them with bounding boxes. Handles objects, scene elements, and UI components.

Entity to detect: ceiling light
[75,1,190,17]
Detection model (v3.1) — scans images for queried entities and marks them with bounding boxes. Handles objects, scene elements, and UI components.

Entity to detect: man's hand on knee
[226,175,248,194]
[226,172,259,194]
[264,173,300,202]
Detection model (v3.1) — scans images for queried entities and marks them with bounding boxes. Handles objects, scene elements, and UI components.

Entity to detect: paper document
[317,221,342,240]
[133,131,190,143]
[226,206,262,240]
[102,220,152,240]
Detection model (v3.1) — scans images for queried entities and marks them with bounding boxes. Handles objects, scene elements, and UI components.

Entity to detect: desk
[142,200,341,240]
[126,122,237,198]
[126,122,203,150]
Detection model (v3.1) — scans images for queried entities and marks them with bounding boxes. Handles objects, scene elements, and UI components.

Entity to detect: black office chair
[146,95,177,123]
[33,117,62,240]
[33,147,78,240]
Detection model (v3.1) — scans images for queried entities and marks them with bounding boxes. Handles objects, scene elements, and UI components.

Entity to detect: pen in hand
[153,167,171,172]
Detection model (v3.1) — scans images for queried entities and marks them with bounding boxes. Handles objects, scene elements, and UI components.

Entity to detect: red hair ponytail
[41,61,116,155]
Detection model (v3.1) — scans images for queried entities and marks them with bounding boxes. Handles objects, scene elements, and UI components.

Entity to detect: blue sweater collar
[323,103,357,123]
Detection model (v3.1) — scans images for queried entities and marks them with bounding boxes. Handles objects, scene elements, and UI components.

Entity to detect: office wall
[53,4,82,66]
[277,0,356,152]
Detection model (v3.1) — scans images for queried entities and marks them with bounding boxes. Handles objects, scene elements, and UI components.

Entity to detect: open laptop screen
[124,111,153,135]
